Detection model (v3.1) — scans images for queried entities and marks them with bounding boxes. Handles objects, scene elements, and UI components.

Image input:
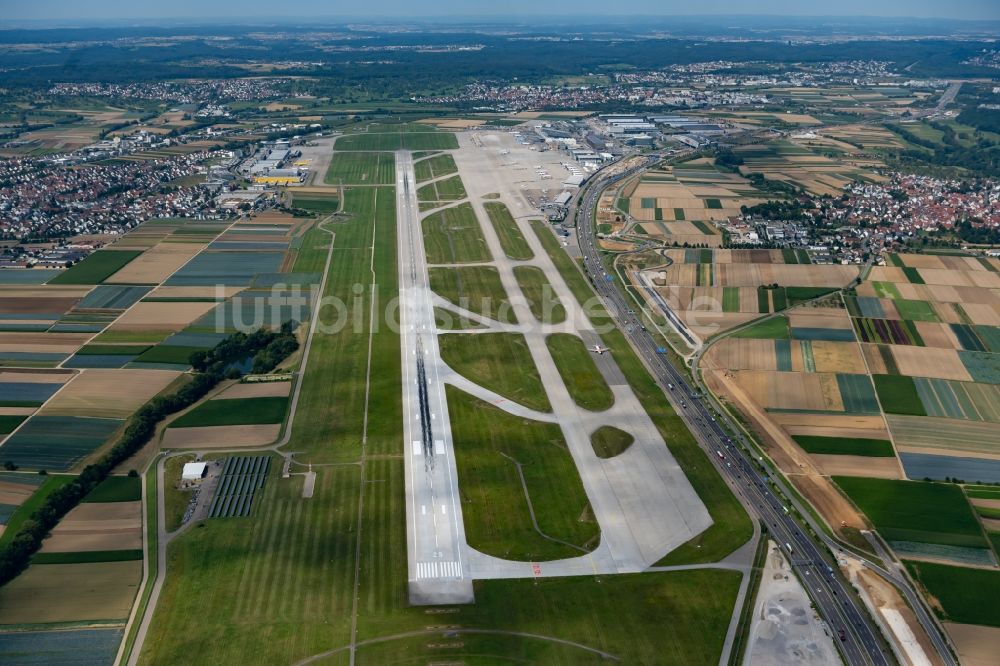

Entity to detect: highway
[572,161,895,666]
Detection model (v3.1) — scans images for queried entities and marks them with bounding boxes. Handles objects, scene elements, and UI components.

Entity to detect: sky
[2,0,999,22]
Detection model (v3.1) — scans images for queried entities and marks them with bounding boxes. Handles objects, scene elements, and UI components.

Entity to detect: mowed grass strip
[546,333,614,411]
[140,467,360,664]
[422,203,491,264]
[514,265,566,324]
[170,396,289,428]
[413,153,457,182]
[324,151,395,185]
[591,425,635,458]
[358,570,741,665]
[484,202,533,260]
[835,477,987,548]
[447,386,598,560]
[904,560,1000,627]
[792,435,895,457]
[48,250,143,285]
[428,266,516,324]
[440,333,551,412]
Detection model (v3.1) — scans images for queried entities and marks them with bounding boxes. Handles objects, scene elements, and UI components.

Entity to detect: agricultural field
[731,139,887,197]
[622,160,769,232]
[641,248,856,339]
[162,382,290,449]
[0,211,315,473]
[835,477,993,565]
[706,251,1000,506]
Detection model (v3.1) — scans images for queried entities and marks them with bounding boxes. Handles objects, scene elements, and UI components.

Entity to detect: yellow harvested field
[810,454,902,479]
[41,501,141,553]
[860,344,888,375]
[702,338,776,371]
[0,369,73,383]
[734,371,838,411]
[912,322,961,349]
[217,381,291,399]
[111,301,217,330]
[0,332,90,354]
[811,341,867,374]
[161,423,281,449]
[981,518,1000,531]
[889,346,972,381]
[41,368,180,419]
[868,266,908,283]
[787,309,853,330]
[961,303,1000,326]
[944,623,1000,666]
[897,254,946,269]
[0,481,37,505]
[106,242,208,284]
[0,561,140,623]
[969,498,1000,510]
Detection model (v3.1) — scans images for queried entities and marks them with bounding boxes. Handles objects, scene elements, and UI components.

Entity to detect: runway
[397,150,474,604]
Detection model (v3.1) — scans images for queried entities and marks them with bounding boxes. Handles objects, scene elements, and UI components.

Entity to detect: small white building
[182,462,208,483]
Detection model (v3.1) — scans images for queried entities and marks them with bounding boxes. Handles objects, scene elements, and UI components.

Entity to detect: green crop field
[0,414,25,434]
[484,202,533,260]
[514,265,566,324]
[792,435,895,457]
[132,345,203,366]
[591,425,635,458]
[873,374,927,415]
[323,152,395,185]
[1,416,123,471]
[904,561,1000,627]
[421,203,492,264]
[546,333,614,411]
[439,332,551,412]
[835,477,987,548]
[33,549,142,564]
[48,250,142,285]
[529,220,751,564]
[893,299,940,322]
[170,397,289,428]
[447,387,598,560]
[428,266,516,324]
[732,316,790,339]
[83,475,141,503]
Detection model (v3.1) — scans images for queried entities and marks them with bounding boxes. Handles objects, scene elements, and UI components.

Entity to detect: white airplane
[589,345,610,355]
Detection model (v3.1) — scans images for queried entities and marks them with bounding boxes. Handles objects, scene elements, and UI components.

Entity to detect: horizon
[2,3,1000,24]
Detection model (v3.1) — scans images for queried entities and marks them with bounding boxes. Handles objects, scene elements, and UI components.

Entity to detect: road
[396,151,475,604]
[573,163,893,666]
